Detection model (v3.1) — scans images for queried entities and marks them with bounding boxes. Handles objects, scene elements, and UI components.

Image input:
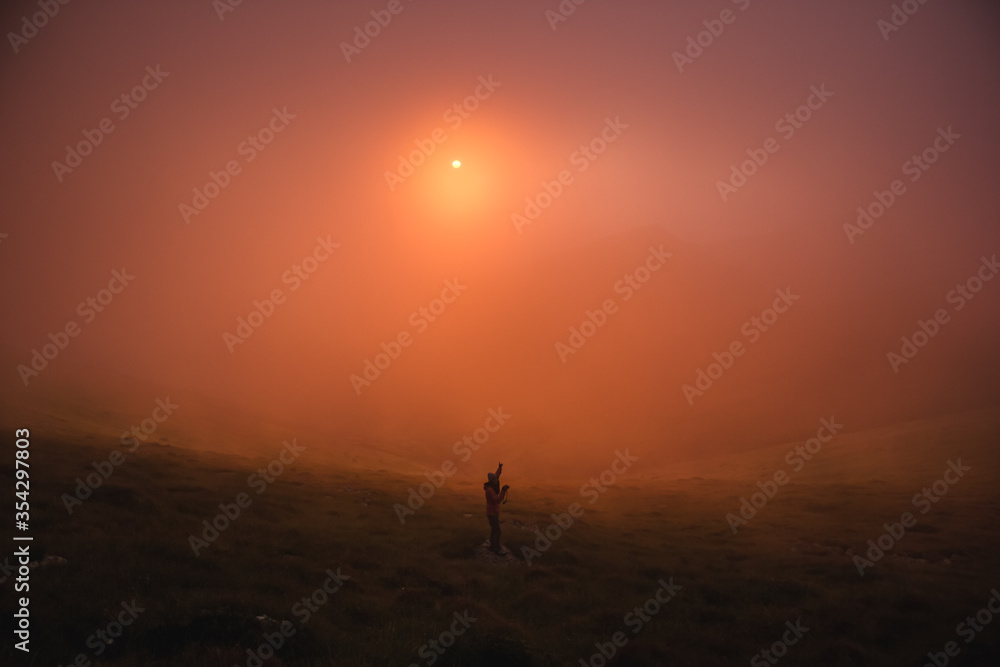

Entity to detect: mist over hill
[5,221,997,480]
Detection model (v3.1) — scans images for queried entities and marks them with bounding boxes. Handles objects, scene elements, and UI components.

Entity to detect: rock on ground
[474,541,519,564]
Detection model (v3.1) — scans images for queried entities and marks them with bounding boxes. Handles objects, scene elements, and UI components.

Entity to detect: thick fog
[2,0,999,478]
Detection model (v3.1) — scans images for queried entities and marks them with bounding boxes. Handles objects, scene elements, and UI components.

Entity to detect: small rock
[475,542,518,565]
[255,615,281,630]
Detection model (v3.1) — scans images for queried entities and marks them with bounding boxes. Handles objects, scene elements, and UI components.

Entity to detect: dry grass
[2,410,999,665]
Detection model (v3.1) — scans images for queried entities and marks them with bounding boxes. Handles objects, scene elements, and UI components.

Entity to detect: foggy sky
[2,0,999,478]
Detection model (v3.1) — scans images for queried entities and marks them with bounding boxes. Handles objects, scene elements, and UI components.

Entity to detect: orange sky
[1,0,999,477]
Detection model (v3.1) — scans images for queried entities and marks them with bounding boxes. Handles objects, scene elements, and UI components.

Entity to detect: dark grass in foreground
[2,413,999,665]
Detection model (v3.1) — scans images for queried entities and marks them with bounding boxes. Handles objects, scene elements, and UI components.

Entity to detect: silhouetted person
[484,462,509,554]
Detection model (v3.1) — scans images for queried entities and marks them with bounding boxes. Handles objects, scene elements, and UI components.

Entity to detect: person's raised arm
[495,461,503,479]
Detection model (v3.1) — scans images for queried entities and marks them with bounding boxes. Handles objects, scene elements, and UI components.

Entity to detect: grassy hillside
[2,409,999,665]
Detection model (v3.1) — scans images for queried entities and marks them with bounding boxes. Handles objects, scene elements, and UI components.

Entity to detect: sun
[452,160,461,168]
